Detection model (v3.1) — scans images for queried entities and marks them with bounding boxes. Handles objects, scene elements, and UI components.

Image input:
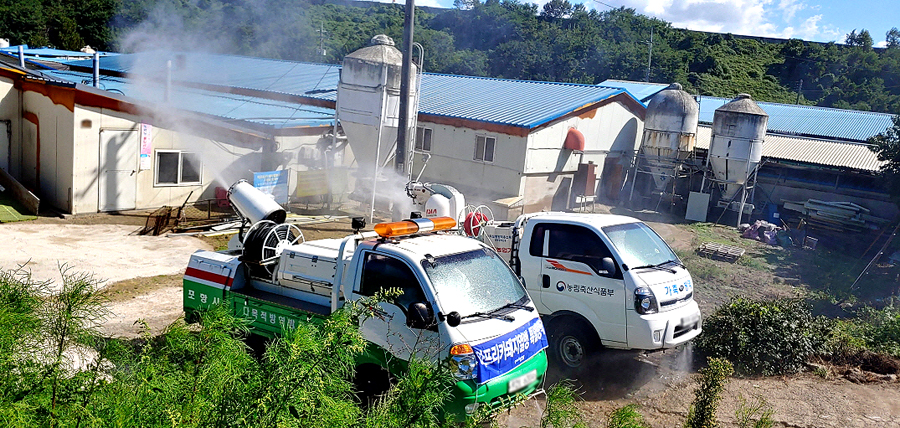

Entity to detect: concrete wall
[71,105,328,214]
[21,88,76,212]
[521,101,643,212]
[413,122,528,203]
[0,77,20,176]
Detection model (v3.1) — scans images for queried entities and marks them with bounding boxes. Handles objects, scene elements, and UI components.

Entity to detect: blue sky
[407,0,898,46]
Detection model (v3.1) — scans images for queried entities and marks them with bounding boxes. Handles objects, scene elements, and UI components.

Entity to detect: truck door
[355,252,441,361]
[535,223,627,344]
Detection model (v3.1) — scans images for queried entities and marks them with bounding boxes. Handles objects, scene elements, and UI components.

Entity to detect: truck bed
[233,286,331,317]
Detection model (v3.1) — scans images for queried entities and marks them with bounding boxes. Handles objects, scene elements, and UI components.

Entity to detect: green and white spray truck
[183,180,548,417]
[407,182,702,371]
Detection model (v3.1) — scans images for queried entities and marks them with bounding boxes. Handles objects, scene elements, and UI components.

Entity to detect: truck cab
[491,213,701,370]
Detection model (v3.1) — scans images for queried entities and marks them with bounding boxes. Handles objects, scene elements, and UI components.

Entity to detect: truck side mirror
[601,257,616,277]
[407,302,435,329]
[446,311,461,327]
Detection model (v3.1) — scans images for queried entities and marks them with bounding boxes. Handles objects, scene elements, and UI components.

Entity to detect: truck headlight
[634,287,658,314]
[450,343,477,381]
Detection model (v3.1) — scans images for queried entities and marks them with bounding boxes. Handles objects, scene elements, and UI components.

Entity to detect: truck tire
[548,321,598,373]
[353,364,392,408]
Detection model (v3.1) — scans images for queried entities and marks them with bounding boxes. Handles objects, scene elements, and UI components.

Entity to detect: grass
[0,190,37,222]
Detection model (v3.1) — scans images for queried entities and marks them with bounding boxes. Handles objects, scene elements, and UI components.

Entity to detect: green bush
[684,357,733,428]
[696,297,829,376]
[856,304,900,357]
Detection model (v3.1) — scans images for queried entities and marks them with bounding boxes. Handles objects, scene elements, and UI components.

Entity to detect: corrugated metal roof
[695,126,885,172]
[697,96,894,142]
[419,74,628,128]
[599,80,895,143]
[0,45,118,61]
[598,79,669,103]
[66,52,638,129]
[43,69,334,130]
[65,51,340,102]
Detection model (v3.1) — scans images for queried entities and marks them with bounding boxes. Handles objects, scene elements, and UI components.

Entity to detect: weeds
[734,395,775,428]
[541,381,585,428]
[606,404,649,428]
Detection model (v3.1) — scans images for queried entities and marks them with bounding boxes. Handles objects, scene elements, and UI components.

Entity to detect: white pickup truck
[478,212,702,370]
[184,181,548,419]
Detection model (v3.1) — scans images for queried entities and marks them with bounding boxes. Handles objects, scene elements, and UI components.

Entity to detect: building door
[99,130,138,211]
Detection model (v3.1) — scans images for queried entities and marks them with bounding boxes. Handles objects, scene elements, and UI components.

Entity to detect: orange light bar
[373,217,457,238]
[450,343,473,355]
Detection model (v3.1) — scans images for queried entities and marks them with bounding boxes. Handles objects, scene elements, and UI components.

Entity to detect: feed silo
[706,93,768,224]
[632,83,699,200]
[336,35,418,218]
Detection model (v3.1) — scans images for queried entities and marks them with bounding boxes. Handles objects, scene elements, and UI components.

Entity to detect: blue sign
[253,170,289,205]
[471,317,548,383]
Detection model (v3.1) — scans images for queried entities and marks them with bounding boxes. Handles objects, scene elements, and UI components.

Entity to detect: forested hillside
[1,0,899,112]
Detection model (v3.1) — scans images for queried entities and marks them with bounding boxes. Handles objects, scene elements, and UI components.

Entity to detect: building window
[155,150,201,185]
[474,135,495,162]
[415,127,432,152]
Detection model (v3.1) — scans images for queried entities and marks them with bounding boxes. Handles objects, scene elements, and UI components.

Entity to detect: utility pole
[795,79,803,104]
[396,0,415,177]
[645,27,653,83]
[316,22,328,57]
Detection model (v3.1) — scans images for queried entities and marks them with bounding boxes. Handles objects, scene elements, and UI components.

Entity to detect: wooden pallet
[698,242,745,263]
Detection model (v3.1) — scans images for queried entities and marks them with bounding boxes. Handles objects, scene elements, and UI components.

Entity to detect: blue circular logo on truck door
[556,281,566,292]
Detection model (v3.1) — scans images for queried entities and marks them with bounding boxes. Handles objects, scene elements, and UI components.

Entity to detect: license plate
[508,370,537,393]
[682,313,700,326]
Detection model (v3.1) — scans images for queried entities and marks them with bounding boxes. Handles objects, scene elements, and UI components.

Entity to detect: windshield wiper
[460,311,516,322]
[495,300,534,312]
[631,260,679,273]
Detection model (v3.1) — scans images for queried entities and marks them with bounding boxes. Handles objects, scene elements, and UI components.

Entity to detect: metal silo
[636,83,699,194]
[706,93,768,224]
[336,35,419,220]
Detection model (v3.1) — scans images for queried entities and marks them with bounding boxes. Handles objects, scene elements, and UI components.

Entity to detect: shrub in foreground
[696,297,829,375]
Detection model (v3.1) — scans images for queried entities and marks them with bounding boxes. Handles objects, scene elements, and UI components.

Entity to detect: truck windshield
[602,222,679,269]
[423,248,527,314]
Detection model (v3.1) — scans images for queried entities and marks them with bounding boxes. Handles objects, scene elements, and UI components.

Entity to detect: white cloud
[778,0,806,22]
[875,40,888,48]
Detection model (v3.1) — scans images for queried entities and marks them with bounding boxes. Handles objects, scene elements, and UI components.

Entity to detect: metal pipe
[18,45,24,68]
[165,60,172,102]
[92,52,100,88]
[395,0,415,176]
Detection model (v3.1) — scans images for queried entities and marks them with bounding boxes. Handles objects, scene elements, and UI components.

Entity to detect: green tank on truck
[183,182,546,419]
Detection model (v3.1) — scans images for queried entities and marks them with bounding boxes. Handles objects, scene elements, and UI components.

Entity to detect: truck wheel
[549,323,597,372]
[353,364,392,408]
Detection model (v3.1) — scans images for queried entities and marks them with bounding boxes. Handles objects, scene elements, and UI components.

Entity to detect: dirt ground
[4,208,900,427]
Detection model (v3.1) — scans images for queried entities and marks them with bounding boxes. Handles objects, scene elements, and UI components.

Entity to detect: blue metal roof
[696,96,895,143]
[419,74,630,128]
[597,79,668,103]
[66,52,641,129]
[43,69,334,130]
[0,45,118,61]
[65,51,340,102]
[599,80,896,142]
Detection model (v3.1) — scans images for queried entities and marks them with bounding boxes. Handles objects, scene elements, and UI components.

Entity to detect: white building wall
[522,101,642,211]
[21,90,75,212]
[0,77,20,176]
[412,122,527,203]
[72,105,328,214]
